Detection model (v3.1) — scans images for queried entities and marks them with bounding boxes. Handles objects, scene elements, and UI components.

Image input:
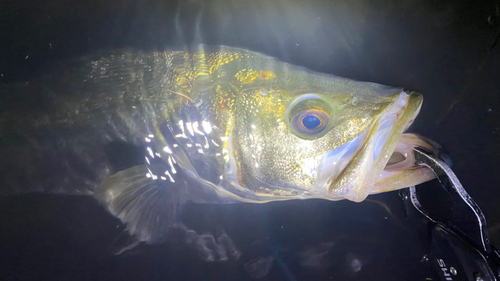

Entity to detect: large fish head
[230,64,434,202]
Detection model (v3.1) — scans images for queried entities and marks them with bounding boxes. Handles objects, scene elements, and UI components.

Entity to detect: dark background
[0,0,499,280]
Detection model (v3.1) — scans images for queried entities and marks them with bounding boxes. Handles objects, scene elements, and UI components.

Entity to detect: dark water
[0,0,499,280]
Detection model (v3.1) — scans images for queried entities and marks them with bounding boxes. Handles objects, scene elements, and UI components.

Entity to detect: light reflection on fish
[0,45,437,244]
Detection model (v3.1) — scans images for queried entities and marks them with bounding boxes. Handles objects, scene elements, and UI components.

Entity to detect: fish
[0,45,438,244]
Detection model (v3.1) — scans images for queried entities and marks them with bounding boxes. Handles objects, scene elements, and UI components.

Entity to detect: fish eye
[292,109,329,134]
[286,94,334,139]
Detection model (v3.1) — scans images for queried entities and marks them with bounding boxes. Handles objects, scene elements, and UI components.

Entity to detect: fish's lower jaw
[345,186,371,203]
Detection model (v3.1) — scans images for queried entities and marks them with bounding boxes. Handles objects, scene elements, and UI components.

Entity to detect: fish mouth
[330,91,434,202]
[372,133,441,194]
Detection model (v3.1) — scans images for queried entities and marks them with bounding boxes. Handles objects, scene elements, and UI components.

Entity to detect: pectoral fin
[94,164,185,244]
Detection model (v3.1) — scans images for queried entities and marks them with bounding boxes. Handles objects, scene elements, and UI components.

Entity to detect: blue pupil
[302,115,321,129]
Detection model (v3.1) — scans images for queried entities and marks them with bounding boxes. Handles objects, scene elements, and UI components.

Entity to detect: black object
[401,147,500,281]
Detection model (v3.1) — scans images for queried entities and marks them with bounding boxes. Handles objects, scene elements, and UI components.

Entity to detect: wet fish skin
[0,46,434,244]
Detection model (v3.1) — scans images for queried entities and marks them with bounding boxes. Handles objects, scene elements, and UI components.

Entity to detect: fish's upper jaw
[332,91,424,203]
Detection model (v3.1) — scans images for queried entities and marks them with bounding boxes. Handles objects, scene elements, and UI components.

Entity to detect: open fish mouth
[328,90,438,202]
[372,133,441,194]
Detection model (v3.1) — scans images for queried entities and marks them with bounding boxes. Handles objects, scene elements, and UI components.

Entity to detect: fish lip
[336,91,423,202]
[311,131,367,194]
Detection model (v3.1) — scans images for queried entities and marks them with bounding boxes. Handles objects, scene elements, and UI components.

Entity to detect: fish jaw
[327,91,424,202]
[370,134,440,194]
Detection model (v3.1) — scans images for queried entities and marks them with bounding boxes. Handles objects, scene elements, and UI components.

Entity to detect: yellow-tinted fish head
[228,63,432,202]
